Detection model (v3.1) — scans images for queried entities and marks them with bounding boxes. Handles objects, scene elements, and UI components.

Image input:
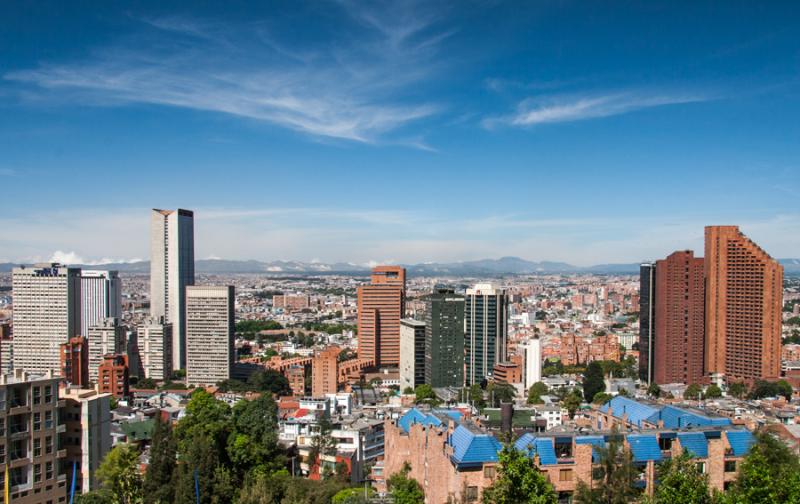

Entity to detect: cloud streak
[5,5,450,144]
[485,91,711,128]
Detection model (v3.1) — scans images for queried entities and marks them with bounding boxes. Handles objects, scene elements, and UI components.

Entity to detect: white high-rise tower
[150,208,195,371]
[81,270,122,339]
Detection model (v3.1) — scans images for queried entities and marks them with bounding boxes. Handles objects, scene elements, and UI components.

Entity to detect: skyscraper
[638,263,656,384]
[705,226,783,382]
[136,317,173,382]
[87,318,126,383]
[150,208,195,371]
[424,288,465,388]
[80,270,122,339]
[465,283,508,385]
[399,319,426,391]
[653,250,705,385]
[12,263,81,373]
[185,286,234,386]
[357,266,406,367]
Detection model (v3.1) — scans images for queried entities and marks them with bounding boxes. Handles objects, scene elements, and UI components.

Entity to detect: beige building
[185,286,234,386]
[136,317,173,381]
[150,208,194,371]
[0,369,68,503]
[12,264,81,374]
[61,387,111,495]
[87,318,126,383]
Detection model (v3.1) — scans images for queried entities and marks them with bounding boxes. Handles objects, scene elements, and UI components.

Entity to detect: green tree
[720,432,800,504]
[414,384,440,405]
[143,417,177,504]
[574,433,641,504]
[332,487,373,504]
[174,389,232,455]
[527,382,548,405]
[562,388,583,419]
[647,382,661,398]
[487,382,517,407]
[704,384,722,399]
[582,361,605,402]
[227,395,284,477]
[728,382,748,399]
[308,416,337,475]
[96,443,143,504]
[481,443,557,504]
[469,384,486,408]
[592,392,613,405]
[650,451,711,504]
[388,462,425,504]
[684,383,702,400]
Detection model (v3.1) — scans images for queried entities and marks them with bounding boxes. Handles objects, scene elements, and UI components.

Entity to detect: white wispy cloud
[5,5,450,144]
[485,91,711,128]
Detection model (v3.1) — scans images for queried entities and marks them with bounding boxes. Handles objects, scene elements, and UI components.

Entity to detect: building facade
[424,289,465,388]
[61,387,111,495]
[12,264,81,374]
[653,250,705,385]
[136,317,173,382]
[60,336,89,387]
[149,208,195,371]
[639,262,656,384]
[87,318,126,383]
[357,266,406,367]
[98,354,129,398]
[185,286,234,386]
[0,369,68,503]
[79,271,121,339]
[399,319,426,392]
[705,226,783,382]
[312,346,339,397]
[520,337,542,390]
[465,284,508,385]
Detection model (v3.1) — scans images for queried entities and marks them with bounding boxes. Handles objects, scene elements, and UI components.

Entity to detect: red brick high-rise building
[61,336,90,387]
[705,226,783,383]
[357,266,406,367]
[653,251,705,385]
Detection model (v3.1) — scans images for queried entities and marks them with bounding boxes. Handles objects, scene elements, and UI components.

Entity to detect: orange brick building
[705,226,783,382]
[653,250,705,385]
[98,354,129,398]
[357,266,406,367]
[312,346,339,396]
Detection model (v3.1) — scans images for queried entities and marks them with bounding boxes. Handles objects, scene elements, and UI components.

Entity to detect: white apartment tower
[12,263,81,373]
[185,286,234,386]
[80,270,122,339]
[87,318,126,383]
[150,208,195,371]
[137,317,173,381]
[521,336,542,390]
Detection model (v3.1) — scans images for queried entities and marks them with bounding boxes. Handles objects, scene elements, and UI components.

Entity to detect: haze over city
[2,2,800,265]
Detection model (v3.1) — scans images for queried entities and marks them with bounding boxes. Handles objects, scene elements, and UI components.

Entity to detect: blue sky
[1,1,799,265]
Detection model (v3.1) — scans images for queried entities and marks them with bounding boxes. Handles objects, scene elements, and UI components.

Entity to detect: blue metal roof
[646,405,731,429]
[514,433,558,465]
[627,434,662,462]
[449,425,502,468]
[398,408,442,433]
[677,432,708,458]
[726,430,755,457]
[600,396,660,427]
[576,436,605,463]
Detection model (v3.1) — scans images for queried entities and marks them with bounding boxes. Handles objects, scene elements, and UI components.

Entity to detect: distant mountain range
[2,256,799,276]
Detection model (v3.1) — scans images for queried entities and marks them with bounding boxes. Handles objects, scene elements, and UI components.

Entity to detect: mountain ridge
[2,257,799,275]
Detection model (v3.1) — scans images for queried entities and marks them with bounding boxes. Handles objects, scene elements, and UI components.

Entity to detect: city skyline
[2,2,800,265]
